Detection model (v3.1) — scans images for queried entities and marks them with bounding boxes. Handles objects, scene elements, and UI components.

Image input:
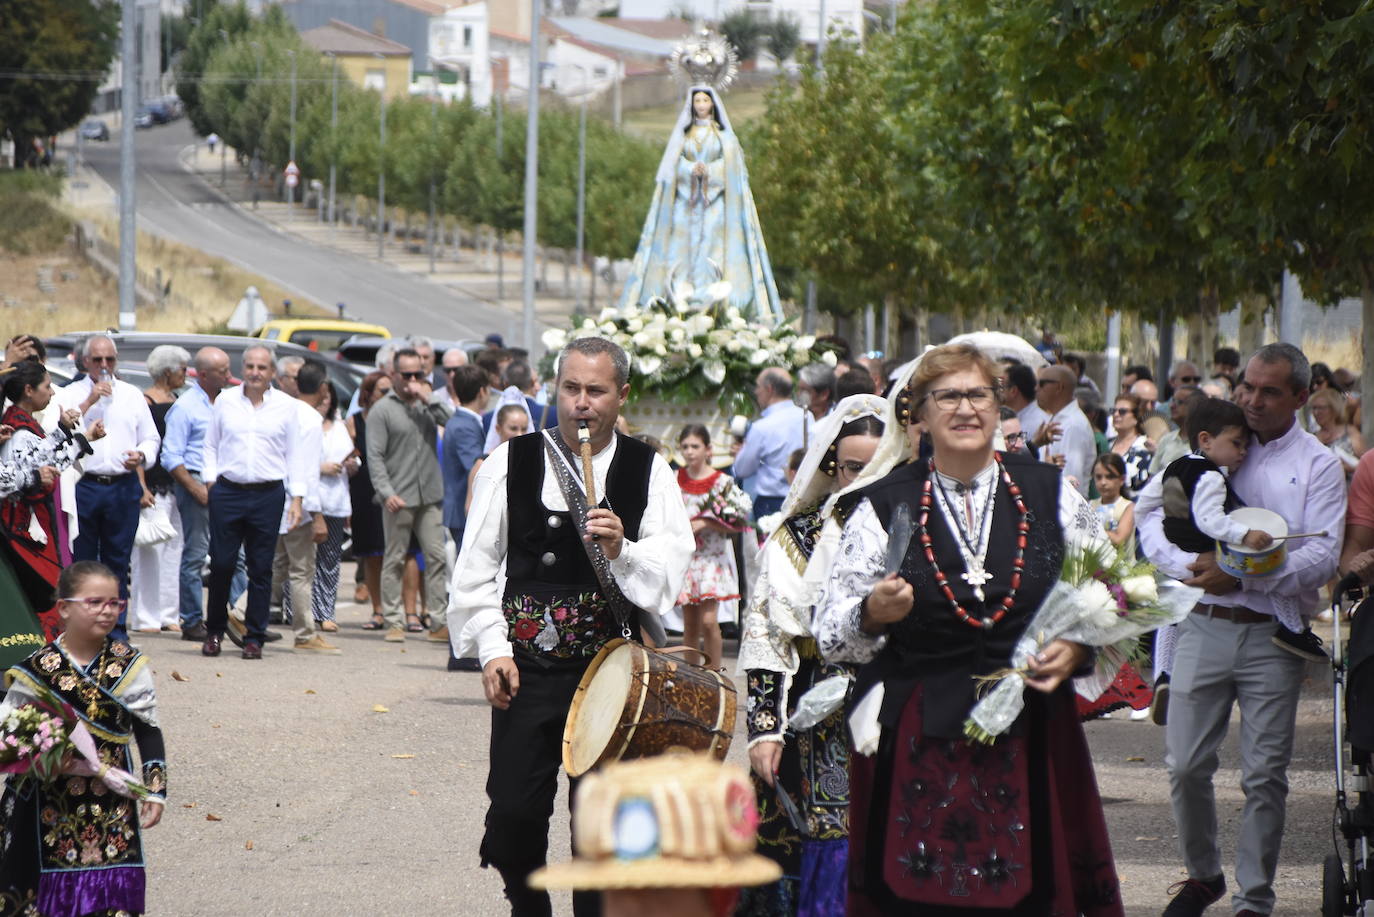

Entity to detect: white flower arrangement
[541,282,837,414]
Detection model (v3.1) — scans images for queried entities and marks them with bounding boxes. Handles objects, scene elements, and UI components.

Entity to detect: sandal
[319,620,339,633]
[405,615,425,633]
[361,615,386,631]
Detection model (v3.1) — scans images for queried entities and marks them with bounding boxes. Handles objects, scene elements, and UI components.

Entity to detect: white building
[424,1,493,106]
[618,0,867,48]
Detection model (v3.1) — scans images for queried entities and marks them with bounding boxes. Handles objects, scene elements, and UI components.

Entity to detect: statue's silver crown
[668,29,739,92]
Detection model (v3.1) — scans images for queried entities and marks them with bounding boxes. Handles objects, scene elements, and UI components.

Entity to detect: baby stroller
[1325,576,1374,916]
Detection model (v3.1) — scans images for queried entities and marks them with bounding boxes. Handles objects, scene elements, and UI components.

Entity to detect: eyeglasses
[60,597,127,613]
[1111,407,1133,415]
[836,460,867,479]
[86,355,116,364]
[1003,432,1027,447]
[444,366,460,374]
[397,371,426,381]
[926,386,999,412]
[1177,375,1201,384]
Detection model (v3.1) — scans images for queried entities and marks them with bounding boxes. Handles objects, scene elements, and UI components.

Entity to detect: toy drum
[1216,507,1288,577]
[563,639,737,778]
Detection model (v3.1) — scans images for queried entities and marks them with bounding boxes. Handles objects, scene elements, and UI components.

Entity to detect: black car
[44,332,365,401]
[79,120,109,141]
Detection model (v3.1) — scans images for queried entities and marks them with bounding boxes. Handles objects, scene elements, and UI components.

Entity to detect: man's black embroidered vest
[501,431,654,665]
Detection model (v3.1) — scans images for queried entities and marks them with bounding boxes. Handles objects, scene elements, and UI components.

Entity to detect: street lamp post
[495,94,504,300]
[118,0,138,331]
[521,0,541,350]
[428,95,437,274]
[287,49,297,220]
[328,53,338,235]
[565,63,589,314]
[377,57,387,261]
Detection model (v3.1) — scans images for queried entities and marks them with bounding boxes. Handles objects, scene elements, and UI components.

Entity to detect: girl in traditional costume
[1,560,167,917]
[675,424,751,672]
[813,344,1123,916]
[618,85,782,323]
[1,363,99,658]
[735,394,887,917]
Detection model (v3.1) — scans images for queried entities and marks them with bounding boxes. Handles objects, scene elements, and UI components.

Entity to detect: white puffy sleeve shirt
[448,434,696,667]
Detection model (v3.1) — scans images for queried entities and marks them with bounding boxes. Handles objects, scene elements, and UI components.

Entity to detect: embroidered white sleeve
[814,498,889,664]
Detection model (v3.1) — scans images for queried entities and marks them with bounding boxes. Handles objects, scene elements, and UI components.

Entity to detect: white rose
[1078,579,1120,630]
[726,340,743,353]
[626,317,644,333]
[794,334,816,352]
[599,322,617,335]
[730,316,748,331]
[638,355,662,376]
[632,331,651,349]
[750,349,770,365]
[688,343,703,359]
[1120,574,1158,605]
[821,351,838,367]
[598,307,617,322]
[541,328,568,350]
[703,361,727,384]
[757,326,772,340]
[654,343,667,357]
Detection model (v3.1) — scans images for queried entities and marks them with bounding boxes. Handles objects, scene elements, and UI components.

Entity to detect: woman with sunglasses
[814,343,1123,916]
[1108,393,1154,491]
[0,560,167,917]
[736,393,886,916]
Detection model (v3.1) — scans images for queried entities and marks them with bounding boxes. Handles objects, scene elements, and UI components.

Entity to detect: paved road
[79,121,516,340]
[135,585,1334,916]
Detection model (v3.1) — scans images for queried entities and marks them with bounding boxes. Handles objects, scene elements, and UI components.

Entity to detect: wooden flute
[578,420,596,505]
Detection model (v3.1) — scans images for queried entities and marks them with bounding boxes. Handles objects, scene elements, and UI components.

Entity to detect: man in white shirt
[1138,343,1344,917]
[268,360,340,655]
[51,335,160,641]
[1029,364,1094,496]
[1001,362,1048,455]
[201,345,307,660]
[449,337,693,917]
[431,347,469,413]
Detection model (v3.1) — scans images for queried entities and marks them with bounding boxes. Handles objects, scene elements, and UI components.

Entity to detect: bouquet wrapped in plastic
[964,541,1202,744]
[0,698,150,798]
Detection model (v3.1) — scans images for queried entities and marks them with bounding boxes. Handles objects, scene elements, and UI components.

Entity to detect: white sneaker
[1129,707,1151,721]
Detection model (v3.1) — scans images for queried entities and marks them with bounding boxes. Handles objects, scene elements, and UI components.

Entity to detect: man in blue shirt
[161,347,242,641]
[732,368,806,520]
[442,365,489,546]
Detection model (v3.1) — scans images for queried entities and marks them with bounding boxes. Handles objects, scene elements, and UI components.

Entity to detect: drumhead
[568,643,635,776]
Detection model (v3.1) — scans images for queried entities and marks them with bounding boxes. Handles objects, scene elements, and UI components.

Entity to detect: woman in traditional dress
[128,345,189,633]
[675,424,751,671]
[735,394,887,917]
[813,344,1123,916]
[0,560,166,916]
[1,362,100,648]
[618,85,782,323]
[313,383,358,633]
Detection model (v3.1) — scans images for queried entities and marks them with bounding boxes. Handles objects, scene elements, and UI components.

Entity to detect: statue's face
[692,91,714,120]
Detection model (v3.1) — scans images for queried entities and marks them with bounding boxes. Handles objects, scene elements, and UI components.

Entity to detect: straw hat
[529,753,782,890]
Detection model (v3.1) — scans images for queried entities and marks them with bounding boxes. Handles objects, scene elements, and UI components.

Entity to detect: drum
[1216,506,1288,577]
[563,639,737,778]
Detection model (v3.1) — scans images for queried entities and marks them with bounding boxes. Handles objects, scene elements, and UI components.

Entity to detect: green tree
[0,0,119,167]
[764,14,801,64]
[720,10,764,63]
[176,1,251,138]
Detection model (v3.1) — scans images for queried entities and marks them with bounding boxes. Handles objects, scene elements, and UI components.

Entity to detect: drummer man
[449,336,694,917]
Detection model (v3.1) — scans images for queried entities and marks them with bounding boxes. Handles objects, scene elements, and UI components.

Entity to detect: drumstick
[578,421,596,505]
[1269,530,1329,541]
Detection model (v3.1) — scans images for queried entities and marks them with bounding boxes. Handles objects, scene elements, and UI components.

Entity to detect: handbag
[134,503,176,547]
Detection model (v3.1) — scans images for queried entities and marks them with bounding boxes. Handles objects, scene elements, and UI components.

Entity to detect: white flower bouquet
[963,541,1202,744]
[541,281,836,415]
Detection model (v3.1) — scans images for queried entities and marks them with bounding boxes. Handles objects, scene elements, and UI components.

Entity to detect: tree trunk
[1361,262,1374,435]
[1238,294,1266,358]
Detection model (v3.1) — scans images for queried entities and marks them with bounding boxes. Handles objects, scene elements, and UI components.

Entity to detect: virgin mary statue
[617,84,784,324]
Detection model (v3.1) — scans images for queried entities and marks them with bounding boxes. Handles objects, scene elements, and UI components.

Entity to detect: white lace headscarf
[782,394,889,520]
[483,386,534,453]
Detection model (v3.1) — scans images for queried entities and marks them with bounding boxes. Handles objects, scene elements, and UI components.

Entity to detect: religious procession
[2,8,1372,917]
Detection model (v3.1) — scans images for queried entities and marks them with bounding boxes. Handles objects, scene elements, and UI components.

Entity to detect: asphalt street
[77,121,516,341]
[134,583,1334,916]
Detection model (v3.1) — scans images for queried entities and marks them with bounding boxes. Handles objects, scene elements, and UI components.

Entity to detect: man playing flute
[449,336,694,917]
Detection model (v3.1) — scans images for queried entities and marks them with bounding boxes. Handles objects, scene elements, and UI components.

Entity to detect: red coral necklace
[917,455,1029,630]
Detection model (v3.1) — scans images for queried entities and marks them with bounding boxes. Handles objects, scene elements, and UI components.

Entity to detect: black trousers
[482,656,600,917]
[206,480,284,643]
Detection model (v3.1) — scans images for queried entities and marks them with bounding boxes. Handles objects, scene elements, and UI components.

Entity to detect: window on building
[463,25,473,49]
[364,69,386,92]
[593,66,608,78]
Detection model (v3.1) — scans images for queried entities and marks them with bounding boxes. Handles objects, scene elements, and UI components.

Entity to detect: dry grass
[0,206,323,340]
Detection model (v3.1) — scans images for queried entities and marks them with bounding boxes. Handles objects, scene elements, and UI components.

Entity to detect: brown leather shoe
[241,639,263,660]
[201,633,222,657]
[426,625,450,643]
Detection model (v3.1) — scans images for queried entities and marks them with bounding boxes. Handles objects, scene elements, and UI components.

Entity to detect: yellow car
[255,319,390,355]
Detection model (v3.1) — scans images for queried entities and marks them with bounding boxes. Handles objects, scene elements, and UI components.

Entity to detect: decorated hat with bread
[529,752,781,890]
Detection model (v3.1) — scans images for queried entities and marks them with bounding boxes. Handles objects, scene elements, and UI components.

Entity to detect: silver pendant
[963,566,991,603]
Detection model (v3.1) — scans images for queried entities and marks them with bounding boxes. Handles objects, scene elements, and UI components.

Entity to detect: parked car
[43,332,364,401]
[255,318,390,357]
[335,334,484,370]
[133,108,155,129]
[79,120,109,142]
